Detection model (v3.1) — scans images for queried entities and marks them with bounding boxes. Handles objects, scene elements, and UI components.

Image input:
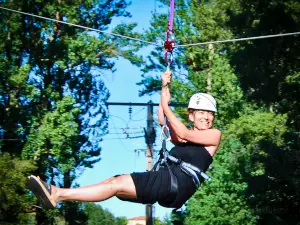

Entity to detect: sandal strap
[39,178,52,195]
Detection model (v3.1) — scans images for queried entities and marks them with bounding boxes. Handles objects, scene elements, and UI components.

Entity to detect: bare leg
[51,174,137,204]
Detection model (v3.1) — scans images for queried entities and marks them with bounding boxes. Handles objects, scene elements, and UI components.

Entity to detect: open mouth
[200,121,209,125]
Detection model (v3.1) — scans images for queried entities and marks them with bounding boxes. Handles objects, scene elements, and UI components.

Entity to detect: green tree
[83,203,127,225]
[187,108,287,225]
[0,0,142,223]
[224,0,300,223]
[0,152,36,224]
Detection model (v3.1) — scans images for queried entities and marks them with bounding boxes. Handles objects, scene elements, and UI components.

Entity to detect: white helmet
[188,93,217,112]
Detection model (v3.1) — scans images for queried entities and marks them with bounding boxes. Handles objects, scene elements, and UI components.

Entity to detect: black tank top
[169,142,213,171]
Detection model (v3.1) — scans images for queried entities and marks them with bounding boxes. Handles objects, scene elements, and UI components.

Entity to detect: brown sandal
[27,175,56,209]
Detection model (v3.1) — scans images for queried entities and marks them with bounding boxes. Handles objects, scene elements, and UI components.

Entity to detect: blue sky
[76,0,175,220]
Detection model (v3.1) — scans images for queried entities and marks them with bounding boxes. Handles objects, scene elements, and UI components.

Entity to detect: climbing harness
[152,117,177,206]
[167,154,212,186]
[152,117,211,207]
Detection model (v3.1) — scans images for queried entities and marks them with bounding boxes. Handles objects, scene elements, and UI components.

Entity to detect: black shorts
[117,168,171,204]
[117,166,197,208]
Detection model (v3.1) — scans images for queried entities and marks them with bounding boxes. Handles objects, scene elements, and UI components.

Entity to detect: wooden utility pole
[106,101,186,225]
[146,101,154,225]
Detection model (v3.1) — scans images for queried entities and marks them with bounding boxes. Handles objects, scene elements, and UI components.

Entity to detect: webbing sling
[152,139,178,204]
[167,154,211,188]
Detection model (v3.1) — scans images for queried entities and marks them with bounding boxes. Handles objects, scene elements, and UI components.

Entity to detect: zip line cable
[0,6,299,49]
[0,6,162,47]
[176,31,300,47]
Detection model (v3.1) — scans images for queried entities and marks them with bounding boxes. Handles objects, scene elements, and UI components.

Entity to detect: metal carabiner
[160,117,171,142]
[165,52,173,72]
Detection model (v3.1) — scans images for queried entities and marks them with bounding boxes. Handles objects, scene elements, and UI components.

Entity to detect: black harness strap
[152,140,212,208]
[167,154,211,187]
[154,117,212,208]
[152,139,178,204]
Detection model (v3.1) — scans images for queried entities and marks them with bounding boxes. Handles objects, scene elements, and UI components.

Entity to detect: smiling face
[188,109,215,130]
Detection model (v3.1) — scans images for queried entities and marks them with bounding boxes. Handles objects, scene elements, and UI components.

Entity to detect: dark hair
[187,108,195,114]
[187,108,215,115]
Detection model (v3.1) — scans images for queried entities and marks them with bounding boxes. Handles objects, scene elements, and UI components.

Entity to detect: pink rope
[168,0,175,32]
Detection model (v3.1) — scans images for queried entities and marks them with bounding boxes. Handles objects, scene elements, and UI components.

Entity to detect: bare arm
[167,120,188,145]
[158,103,165,126]
[159,103,187,144]
[158,71,187,144]
[158,71,171,126]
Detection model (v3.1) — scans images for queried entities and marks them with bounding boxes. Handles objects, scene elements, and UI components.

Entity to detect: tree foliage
[0,152,36,224]
[83,203,127,225]
[0,0,142,223]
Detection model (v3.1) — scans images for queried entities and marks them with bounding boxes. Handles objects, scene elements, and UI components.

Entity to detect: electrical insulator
[128,105,132,120]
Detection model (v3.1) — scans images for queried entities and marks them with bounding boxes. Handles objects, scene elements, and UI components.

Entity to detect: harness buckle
[176,158,182,166]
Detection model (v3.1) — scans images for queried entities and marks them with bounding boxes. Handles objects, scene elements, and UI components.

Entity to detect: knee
[109,175,126,185]
[109,174,132,188]
[109,176,119,184]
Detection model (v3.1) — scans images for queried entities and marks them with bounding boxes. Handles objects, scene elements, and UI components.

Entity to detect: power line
[176,31,300,47]
[106,102,187,107]
[107,131,144,135]
[107,126,145,130]
[109,115,137,152]
[102,136,144,140]
[0,6,162,47]
[0,134,145,141]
